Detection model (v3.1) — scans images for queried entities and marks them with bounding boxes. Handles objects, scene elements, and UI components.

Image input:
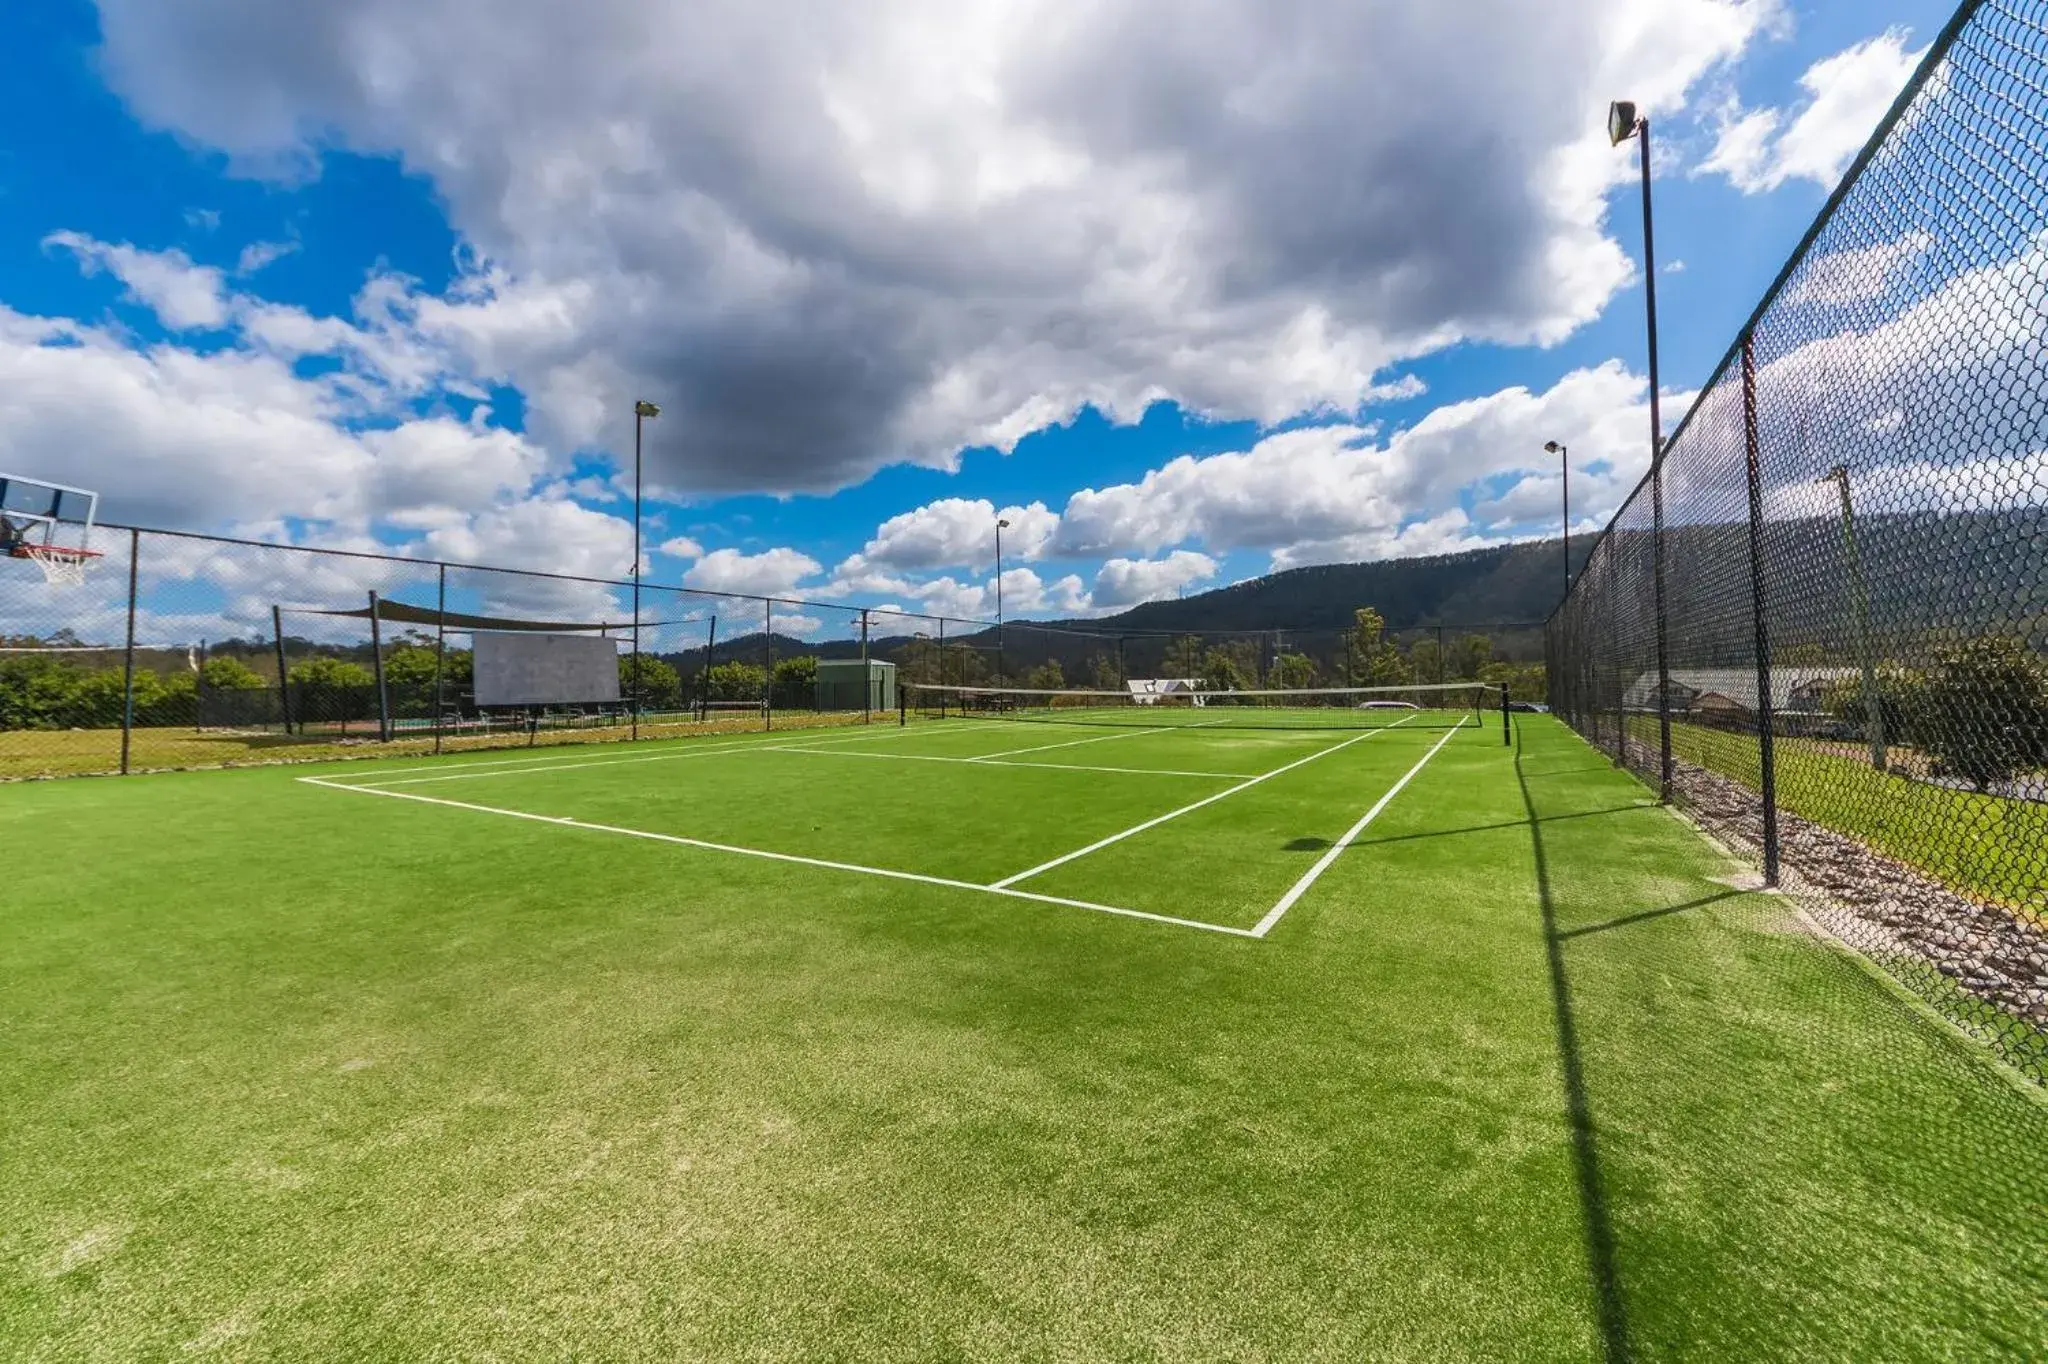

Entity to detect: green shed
[814,658,897,714]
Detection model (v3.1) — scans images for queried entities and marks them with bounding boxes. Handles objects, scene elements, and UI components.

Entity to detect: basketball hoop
[13,543,101,587]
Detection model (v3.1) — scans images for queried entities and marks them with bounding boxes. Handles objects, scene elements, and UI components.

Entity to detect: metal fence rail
[1547,0,2048,1080]
[0,524,993,778]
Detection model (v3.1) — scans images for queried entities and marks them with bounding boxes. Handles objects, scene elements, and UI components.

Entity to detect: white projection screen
[473,632,622,707]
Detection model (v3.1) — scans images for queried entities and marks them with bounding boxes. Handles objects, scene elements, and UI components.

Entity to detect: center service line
[1249,725,1461,938]
[988,716,1415,889]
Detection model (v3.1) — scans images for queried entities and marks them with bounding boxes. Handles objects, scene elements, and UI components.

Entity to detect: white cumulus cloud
[1700,28,1925,193]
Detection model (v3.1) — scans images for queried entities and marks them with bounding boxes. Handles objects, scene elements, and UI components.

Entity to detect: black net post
[1741,336,1780,885]
[861,607,872,724]
[1501,682,1511,746]
[119,527,138,775]
[367,590,391,742]
[763,598,773,732]
[432,563,447,756]
[193,640,207,734]
[270,604,292,736]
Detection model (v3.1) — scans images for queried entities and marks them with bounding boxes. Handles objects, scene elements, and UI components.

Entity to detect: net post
[1501,682,1511,745]
[762,598,772,732]
[194,639,207,734]
[861,607,871,725]
[1741,336,1781,886]
[899,676,907,727]
[271,604,292,736]
[368,590,391,742]
[432,563,447,756]
[119,527,139,775]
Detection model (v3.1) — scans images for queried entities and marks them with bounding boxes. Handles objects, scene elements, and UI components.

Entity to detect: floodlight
[1608,100,1640,146]
[634,400,661,418]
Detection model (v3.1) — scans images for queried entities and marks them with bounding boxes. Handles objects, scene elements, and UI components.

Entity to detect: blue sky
[0,0,1957,635]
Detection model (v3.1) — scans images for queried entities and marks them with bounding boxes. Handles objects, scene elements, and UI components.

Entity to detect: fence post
[939,617,948,716]
[630,583,641,744]
[119,527,139,774]
[271,604,292,736]
[763,598,773,732]
[194,639,207,734]
[861,607,871,724]
[368,590,391,742]
[702,614,717,722]
[1741,336,1781,885]
[433,564,447,756]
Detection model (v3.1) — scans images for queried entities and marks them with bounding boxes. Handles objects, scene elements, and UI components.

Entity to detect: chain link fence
[1548,0,2048,1080]
[1,526,990,777]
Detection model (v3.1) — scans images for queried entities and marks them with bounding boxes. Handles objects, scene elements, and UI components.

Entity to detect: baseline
[295,775,1258,939]
[1250,726,1462,938]
[990,716,1416,889]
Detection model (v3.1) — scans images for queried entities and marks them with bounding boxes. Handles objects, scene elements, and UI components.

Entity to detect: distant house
[1623,667,1861,715]
[1127,678,1203,705]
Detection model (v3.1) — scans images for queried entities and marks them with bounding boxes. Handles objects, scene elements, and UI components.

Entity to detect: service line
[989,716,1415,889]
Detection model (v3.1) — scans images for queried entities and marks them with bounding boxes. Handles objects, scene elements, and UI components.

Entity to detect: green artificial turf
[2,715,2042,1361]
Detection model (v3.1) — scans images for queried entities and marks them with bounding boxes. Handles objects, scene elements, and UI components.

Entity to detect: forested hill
[1092,537,1591,633]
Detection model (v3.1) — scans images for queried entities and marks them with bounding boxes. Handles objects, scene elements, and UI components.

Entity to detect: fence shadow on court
[1517,723,2048,1360]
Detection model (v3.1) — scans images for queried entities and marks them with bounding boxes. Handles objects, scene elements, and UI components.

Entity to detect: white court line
[1249,725,1462,938]
[967,725,1177,761]
[989,716,1416,889]
[329,720,1017,788]
[768,746,1249,780]
[295,775,1258,939]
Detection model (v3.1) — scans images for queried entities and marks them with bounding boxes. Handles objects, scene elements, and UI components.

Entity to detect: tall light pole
[994,516,1011,684]
[1610,98,1674,802]
[1822,463,1886,771]
[1544,440,1570,599]
[631,399,660,737]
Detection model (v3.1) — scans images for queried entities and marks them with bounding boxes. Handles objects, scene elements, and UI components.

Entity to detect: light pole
[994,516,1011,684]
[1610,98,1674,802]
[631,399,660,738]
[1544,440,1570,599]
[1823,463,1886,771]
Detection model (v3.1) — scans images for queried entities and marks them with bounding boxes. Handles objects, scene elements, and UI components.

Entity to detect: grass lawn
[1656,720,2048,919]
[2,715,2042,1360]
[0,712,871,781]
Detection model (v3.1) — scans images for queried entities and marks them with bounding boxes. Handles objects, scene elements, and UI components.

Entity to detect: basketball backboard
[0,472,101,585]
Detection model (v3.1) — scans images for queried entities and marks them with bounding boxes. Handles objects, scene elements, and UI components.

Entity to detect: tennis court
[4,707,2043,1361]
[297,692,1499,939]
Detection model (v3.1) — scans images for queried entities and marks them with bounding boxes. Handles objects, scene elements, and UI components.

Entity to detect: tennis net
[907,681,1509,733]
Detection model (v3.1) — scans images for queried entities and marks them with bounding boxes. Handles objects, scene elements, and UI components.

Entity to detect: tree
[1918,635,2048,790]
[1347,608,1410,687]
[1199,646,1248,694]
[288,654,377,724]
[1407,636,1441,685]
[1448,633,1493,681]
[1269,652,1318,690]
[1478,661,1546,705]
[704,660,767,701]
[1822,668,1924,748]
[199,655,266,690]
[1087,651,1122,691]
[1162,635,1204,679]
[622,653,684,709]
[1025,658,1066,691]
